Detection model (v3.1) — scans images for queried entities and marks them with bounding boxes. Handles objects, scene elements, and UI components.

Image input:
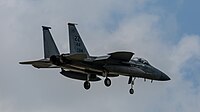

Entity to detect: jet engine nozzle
[50,55,62,65]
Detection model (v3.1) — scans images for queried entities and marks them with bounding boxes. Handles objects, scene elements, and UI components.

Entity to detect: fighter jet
[20,23,170,94]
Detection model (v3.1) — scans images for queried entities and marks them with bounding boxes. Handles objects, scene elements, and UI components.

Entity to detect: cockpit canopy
[131,57,150,65]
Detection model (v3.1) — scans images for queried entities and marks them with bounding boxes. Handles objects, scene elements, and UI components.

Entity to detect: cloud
[0,0,200,112]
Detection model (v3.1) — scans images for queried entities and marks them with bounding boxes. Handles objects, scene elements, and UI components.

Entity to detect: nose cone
[159,72,171,81]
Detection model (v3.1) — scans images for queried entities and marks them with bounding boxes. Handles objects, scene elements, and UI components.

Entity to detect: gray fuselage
[60,56,170,81]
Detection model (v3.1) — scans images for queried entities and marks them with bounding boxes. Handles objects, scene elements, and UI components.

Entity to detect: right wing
[108,51,134,62]
[91,51,134,64]
[62,53,88,61]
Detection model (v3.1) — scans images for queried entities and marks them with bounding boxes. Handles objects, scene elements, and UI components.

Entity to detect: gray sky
[0,0,200,112]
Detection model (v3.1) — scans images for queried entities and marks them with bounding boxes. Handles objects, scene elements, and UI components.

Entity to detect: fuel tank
[60,70,101,81]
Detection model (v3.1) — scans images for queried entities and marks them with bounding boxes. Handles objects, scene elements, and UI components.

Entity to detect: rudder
[68,23,89,57]
[42,26,60,58]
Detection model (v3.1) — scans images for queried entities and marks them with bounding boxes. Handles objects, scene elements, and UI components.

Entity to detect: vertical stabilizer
[68,23,89,57]
[42,26,60,58]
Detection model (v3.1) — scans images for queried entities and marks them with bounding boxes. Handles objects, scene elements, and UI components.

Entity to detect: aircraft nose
[159,72,170,81]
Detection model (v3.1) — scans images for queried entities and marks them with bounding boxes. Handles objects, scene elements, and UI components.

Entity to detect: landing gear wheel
[84,81,90,90]
[128,77,136,94]
[104,78,111,87]
[129,88,134,94]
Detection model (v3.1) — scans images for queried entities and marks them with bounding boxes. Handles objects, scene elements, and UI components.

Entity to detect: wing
[108,51,134,62]
[19,59,59,68]
[62,53,88,61]
[91,51,134,64]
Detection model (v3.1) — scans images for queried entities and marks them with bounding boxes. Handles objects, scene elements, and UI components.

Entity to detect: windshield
[131,57,150,65]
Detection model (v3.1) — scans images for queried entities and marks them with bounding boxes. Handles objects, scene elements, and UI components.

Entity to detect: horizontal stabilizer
[19,59,50,64]
[19,59,59,68]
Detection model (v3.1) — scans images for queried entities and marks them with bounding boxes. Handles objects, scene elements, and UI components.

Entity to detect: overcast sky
[0,0,200,112]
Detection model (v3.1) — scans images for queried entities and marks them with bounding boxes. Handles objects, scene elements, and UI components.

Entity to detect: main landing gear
[84,81,90,90]
[104,77,111,87]
[83,72,112,90]
[84,74,90,90]
[103,71,111,87]
[83,77,111,90]
[128,76,136,94]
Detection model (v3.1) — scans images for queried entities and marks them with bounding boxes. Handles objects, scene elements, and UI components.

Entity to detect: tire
[104,78,111,87]
[84,81,90,90]
[129,88,134,94]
